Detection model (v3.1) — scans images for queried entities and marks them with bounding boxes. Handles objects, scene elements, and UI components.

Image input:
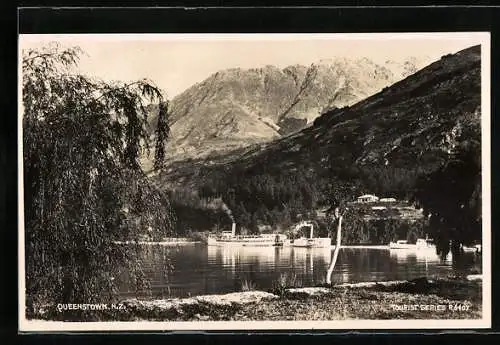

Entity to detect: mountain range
[147,56,430,163]
[154,45,481,197]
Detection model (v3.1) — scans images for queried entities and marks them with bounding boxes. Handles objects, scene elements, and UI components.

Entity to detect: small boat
[389,239,434,250]
[463,244,482,253]
[389,240,412,249]
[290,220,332,248]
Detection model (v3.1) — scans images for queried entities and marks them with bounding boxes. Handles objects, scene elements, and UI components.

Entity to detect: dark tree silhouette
[413,141,481,259]
[153,101,171,170]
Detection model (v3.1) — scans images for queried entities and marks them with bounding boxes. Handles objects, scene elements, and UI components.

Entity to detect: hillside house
[357,194,379,203]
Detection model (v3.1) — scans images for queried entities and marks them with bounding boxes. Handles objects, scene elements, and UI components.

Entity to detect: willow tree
[22,43,175,316]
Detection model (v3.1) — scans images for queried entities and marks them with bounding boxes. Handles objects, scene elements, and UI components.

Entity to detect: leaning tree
[323,181,356,284]
[22,43,175,316]
[326,204,347,284]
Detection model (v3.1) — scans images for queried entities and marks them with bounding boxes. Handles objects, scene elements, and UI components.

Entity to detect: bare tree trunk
[326,215,342,284]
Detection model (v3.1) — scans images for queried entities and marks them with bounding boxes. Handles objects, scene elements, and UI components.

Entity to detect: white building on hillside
[380,197,397,203]
[357,194,379,203]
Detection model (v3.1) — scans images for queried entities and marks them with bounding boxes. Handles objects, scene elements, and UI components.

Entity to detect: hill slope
[155,45,481,201]
[245,46,480,174]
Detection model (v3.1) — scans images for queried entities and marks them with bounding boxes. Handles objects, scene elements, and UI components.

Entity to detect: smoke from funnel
[220,200,235,223]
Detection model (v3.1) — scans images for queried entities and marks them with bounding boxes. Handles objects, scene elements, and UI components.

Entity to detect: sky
[19,33,488,98]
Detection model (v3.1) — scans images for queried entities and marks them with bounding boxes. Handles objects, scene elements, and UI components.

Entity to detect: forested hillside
[155,45,481,252]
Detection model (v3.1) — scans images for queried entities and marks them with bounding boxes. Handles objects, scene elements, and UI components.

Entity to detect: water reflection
[208,245,279,273]
[118,244,480,299]
[389,248,452,263]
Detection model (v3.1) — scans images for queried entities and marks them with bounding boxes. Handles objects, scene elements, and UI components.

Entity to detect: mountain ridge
[146,55,432,164]
[154,45,481,199]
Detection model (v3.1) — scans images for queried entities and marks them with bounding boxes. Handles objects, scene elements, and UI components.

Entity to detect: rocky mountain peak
[147,55,434,164]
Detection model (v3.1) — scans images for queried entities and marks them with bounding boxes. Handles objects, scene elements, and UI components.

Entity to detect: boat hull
[463,245,481,253]
[389,238,435,250]
[292,237,332,248]
[389,243,436,250]
[207,237,278,247]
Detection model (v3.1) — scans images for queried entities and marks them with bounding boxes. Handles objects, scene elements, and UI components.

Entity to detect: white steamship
[207,223,287,247]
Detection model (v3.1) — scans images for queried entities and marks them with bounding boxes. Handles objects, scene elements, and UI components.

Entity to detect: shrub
[240,279,258,292]
[271,273,303,296]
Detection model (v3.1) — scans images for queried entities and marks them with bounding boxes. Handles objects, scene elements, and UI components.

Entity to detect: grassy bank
[240,277,482,321]
[34,277,482,321]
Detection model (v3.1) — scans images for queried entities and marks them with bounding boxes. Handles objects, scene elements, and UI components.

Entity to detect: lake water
[118,244,481,299]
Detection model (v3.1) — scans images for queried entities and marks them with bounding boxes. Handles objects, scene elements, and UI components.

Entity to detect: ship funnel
[231,222,236,237]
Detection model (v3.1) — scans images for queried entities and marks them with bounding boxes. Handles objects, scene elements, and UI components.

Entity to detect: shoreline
[337,245,389,249]
[33,275,483,322]
[113,240,201,246]
[111,241,481,250]
[112,242,435,251]
[113,242,392,249]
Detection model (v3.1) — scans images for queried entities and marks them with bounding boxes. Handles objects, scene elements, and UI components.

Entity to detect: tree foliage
[22,43,174,316]
[413,139,481,259]
[153,101,170,170]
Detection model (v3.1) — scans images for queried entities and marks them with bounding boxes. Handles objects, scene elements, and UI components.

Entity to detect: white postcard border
[18,32,492,332]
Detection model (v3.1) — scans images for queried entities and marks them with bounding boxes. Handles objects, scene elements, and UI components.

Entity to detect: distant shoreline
[110,242,480,256]
[113,240,201,246]
[112,242,407,250]
[338,245,389,249]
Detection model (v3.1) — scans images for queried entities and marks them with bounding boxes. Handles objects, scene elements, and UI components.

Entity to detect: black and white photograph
[18,33,491,331]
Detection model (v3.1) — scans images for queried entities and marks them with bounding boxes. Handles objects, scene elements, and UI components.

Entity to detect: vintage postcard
[18,32,491,332]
